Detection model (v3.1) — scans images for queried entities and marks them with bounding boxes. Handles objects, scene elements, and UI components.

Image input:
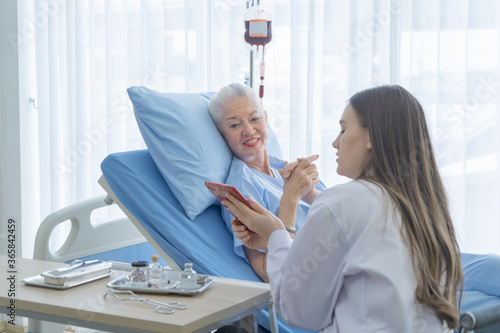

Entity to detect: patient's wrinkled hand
[279,160,299,179]
[279,155,318,179]
[281,154,320,204]
[231,218,268,251]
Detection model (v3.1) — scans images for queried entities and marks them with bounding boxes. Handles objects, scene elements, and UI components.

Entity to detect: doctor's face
[332,103,372,179]
[219,95,268,165]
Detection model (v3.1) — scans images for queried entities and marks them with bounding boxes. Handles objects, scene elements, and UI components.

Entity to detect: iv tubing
[259,48,265,100]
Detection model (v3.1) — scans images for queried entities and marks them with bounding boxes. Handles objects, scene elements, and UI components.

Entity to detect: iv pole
[246,0,254,88]
[244,2,279,332]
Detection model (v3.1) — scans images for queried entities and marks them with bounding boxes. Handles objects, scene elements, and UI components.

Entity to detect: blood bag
[243,3,272,103]
[244,6,272,50]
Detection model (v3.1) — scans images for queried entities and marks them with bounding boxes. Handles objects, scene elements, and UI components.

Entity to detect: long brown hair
[350,85,463,329]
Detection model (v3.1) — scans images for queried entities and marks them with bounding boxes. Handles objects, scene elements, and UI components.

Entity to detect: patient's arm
[279,155,320,232]
[278,196,298,239]
[245,247,269,282]
[302,188,321,205]
[231,218,270,282]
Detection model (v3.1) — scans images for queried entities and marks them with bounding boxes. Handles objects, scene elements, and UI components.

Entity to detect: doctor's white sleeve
[266,200,348,331]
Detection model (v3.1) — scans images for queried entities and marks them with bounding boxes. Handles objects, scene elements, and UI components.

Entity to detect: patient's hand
[279,159,300,179]
[280,154,320,204]
[279,154,318,178]
[232,219,268,251]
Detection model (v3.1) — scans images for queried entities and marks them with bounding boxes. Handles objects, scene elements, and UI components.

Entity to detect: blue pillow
[128,86,282,220]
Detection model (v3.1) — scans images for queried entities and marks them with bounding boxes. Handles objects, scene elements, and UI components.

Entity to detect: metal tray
[22,271,112,290]
[107,274,213,295]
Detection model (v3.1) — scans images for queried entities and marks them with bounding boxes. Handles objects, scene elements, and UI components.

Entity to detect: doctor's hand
[280,154,320,204]
[223,194,285,242]
[231,218,268,251]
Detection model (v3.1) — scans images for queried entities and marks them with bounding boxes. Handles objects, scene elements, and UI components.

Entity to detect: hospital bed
[34,87,500,333]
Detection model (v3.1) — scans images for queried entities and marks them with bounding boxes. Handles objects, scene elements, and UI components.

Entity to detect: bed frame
[33,194,148,263]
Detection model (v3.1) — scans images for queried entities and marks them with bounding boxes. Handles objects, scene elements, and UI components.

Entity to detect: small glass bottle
[180,263,197,290]
[130,261,149,282]
[149,254,163,281]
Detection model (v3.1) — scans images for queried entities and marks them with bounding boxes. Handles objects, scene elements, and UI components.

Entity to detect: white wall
[0,1,22,257]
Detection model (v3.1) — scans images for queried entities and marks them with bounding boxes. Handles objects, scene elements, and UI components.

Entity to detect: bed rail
[33,194,146,262]
[460,302,500,333]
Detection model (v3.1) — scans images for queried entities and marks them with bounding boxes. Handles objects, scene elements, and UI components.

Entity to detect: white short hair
[208,83,261,129]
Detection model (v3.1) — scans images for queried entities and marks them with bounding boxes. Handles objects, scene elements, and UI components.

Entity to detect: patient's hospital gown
[221,155,326,260]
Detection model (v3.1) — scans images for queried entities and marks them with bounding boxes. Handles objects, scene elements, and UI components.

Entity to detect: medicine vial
[180,263,197,290]
[149,254,163,281]
[130,261,149,282]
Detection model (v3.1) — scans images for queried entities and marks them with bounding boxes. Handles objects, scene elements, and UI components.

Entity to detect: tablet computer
[204,181,251,208]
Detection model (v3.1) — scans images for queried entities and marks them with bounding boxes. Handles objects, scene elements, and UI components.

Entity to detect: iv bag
[244,6,272,47]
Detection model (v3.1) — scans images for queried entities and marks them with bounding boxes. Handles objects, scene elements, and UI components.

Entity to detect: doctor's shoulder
[320,180,383,202]
[313,180,387,220]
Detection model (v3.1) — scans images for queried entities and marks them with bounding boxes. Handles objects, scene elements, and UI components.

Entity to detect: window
[18,0,500,256]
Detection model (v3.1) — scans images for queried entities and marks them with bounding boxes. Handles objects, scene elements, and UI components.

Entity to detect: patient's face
[219,95,269,166]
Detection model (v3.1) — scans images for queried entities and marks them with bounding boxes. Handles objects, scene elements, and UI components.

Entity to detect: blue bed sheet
[101,149,315,333]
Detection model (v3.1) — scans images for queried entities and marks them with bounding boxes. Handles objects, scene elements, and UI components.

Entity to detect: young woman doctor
[223,85,463,332]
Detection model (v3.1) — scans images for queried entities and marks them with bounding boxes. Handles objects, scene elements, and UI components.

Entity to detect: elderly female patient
[208,83,325,282]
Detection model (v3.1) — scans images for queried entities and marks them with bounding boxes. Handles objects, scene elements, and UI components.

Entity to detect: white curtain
[19,0,500,256]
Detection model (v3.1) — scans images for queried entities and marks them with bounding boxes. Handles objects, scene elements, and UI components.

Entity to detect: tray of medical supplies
[22,260,113,289]
[107,274,213,295]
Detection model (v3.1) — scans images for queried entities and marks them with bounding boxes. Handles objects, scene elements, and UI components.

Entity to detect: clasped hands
[222,154,320,251]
